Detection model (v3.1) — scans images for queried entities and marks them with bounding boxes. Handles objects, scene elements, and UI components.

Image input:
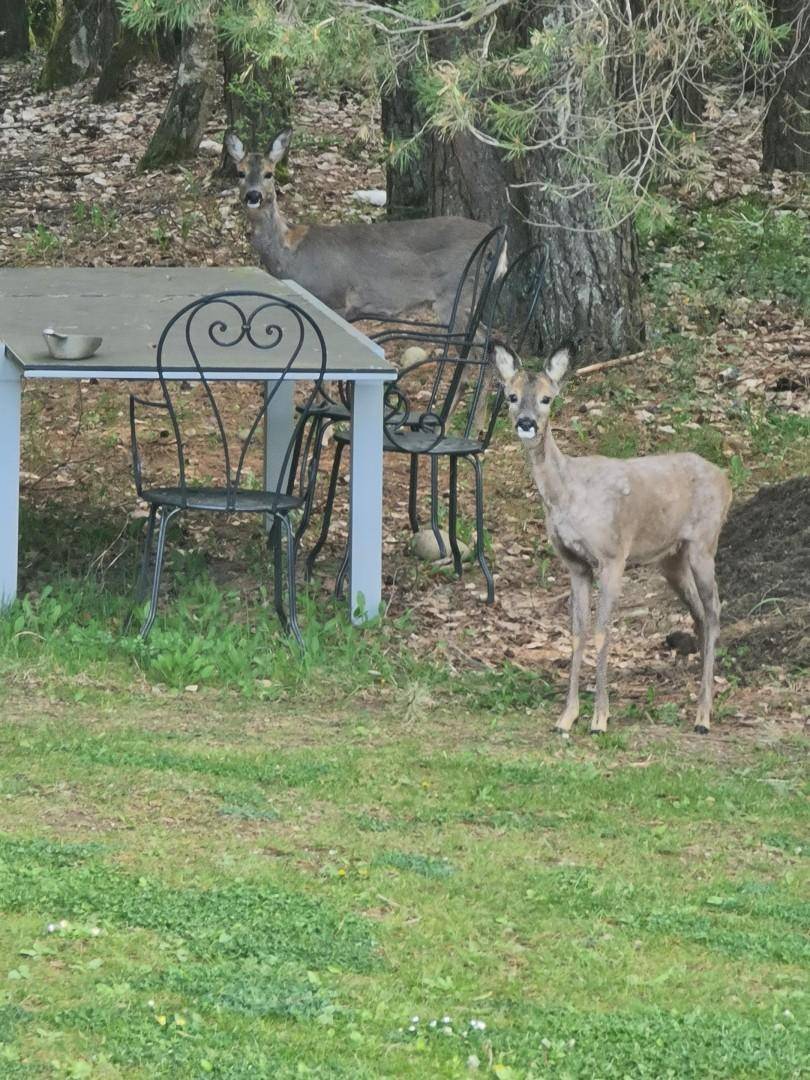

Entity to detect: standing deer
[491,342,732,735]
[226,129,504,322]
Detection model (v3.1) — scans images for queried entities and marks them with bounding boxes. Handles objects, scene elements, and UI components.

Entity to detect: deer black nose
[245,190,263,208]
[517,416,536,433]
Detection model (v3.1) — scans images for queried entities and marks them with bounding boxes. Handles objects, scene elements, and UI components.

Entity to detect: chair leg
[408,454,420,533]
[448,456,463,578]
[139,506,180,639]
[124,504,158,634]
[281,514,304,648]
[468,455,494,605]
[305,439,344,581]
[295,416,329,546]
[429,456,446,559]
[286,411,311,498]
[270,518,287,629]
[334,543,350,601]
[134,505,158,604]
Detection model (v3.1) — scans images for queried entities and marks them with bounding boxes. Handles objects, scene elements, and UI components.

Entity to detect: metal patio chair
[128,290,328,644]
[299,224,508,577]
[315,244,547,604]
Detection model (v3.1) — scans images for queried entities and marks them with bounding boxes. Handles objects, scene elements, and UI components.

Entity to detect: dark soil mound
[716,477,810,673]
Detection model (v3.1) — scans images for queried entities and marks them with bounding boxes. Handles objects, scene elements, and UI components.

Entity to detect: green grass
[644,195,810,324]
[0,688,807,1078]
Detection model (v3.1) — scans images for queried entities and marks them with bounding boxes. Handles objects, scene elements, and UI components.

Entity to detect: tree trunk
[214,0,292,181]
[92,17,144,102]
[29,0,57,48]
[0,0,29,58]
[763,1,810,172]
[39,0,120,90]
[138,8,218,172]
[385,85,644,361]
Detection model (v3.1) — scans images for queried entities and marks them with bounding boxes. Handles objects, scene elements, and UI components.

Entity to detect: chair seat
[333,428,482,456]
[141,486,304,514]
[296,400,350,422]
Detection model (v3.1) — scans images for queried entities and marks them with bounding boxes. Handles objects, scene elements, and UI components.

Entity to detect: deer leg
[686,543,721,734]
[660,547,704,639]
[555,562,593,733]
[591,559,625,734]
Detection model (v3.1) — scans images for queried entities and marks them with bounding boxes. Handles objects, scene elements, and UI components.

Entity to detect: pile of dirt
[717,477,810,673]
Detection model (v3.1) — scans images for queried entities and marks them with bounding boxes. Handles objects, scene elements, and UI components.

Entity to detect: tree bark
[385,75,644,360]
[0,0,29,58]
[763,1,810,172]
[92,17,144,102]
[214,0,292,181]
[39,0,120,90]
[29,1,57,48]
[138,8,218,172]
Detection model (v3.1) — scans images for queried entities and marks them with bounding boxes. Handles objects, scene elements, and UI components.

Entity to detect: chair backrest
[382,245,546,453]
[470,244,548,446]
[132,290,328,510]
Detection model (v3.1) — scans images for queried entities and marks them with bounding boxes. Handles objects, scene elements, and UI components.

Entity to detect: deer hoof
[554,712,578,735]
[590,715,608,735]
[694,723,710,735]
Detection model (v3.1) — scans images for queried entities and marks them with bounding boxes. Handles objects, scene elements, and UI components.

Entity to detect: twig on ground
[576,351,644,376]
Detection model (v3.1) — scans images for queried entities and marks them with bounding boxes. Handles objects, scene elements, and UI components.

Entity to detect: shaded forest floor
[1,55,809,735]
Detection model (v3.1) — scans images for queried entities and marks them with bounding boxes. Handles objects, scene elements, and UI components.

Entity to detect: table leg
[349,379,384,624]
[263,379,294,532]
[0,344,22,607]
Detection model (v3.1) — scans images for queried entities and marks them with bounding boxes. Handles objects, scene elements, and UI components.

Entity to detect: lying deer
[491,342,732,735]
[226,129,503,322]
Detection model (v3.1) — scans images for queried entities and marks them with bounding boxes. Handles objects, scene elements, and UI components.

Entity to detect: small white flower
[90,927,101,937]
[429,1020,437,1029]
[147,1000,155,1009]
[442,1025,453,1036]
[59,919,68,929]
[442,1015,451,1024]
[408,1025,416,1033]
[411,1015,419,1024]
[541,1037,552,1049]
[46,923,57,933]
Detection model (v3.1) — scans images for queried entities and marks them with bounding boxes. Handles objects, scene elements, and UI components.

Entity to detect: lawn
[0,680,807,1077]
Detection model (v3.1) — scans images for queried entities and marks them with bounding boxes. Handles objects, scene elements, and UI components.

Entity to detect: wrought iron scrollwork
[382,379,446,453]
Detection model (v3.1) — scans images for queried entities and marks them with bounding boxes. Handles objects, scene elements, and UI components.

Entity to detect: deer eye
[507,393,518,404]
[541,395,551,405]
[264,171,273,179]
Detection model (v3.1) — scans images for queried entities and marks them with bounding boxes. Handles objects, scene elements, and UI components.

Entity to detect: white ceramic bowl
[42,329,103,361]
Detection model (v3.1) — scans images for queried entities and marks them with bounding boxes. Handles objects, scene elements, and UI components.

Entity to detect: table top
[0,266,394,381]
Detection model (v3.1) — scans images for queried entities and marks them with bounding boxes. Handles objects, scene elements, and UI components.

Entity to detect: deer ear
[489,341,518,383]
[268,129,292,164]
[545,347,570,384]
[225,132,245,163]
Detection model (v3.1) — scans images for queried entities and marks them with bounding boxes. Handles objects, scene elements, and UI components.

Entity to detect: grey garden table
[0,266,395,624]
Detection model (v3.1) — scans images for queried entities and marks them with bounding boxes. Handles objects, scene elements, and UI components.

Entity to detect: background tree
[28,0,58,47]
[118,0,800,354]
[0,0,29,58]
[138,4,219,171]
[40,0,116,89]
[215,0,292,180]
[763,2,810,172]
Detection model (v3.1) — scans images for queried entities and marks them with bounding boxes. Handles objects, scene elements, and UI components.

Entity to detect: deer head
[225,129,292,218]
[490,342,571,443]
